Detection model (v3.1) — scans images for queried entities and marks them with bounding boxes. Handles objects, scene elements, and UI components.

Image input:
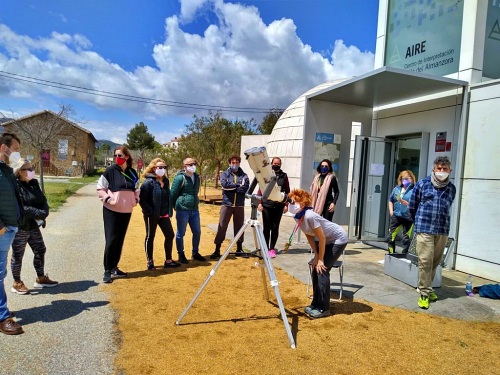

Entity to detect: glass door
[349,136,396,241]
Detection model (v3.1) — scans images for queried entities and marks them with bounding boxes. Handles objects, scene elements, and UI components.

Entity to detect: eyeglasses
[156,166,166,169]
[320,165,329,168]
[115,154,124,158]
[21,168,34,172]
[185,163,197,167]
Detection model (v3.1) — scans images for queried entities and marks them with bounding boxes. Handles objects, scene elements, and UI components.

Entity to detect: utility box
[384,253,441,288]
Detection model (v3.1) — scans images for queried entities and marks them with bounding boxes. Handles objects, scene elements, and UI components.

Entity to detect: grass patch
[44,176,98,211]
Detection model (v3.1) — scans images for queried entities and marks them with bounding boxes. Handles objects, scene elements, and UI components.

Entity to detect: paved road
[1,183,115,375]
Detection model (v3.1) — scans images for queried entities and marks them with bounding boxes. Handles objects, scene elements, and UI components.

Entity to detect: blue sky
[0,0,379,144]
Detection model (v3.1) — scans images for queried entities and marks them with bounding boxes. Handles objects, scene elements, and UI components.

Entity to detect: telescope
[244,146,289,208]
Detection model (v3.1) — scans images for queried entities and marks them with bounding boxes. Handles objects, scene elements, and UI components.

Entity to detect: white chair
[306,247,345,301]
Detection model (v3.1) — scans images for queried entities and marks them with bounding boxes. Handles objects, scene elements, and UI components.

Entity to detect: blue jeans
[0,226,18,321]
[175,210,201,256]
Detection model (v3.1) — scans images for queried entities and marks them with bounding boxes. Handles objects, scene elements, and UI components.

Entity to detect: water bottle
[465,275,473,296]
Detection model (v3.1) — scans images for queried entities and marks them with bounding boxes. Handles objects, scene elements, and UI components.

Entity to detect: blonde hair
[287,189,312,207]
[141,158,166,179]
[12,158,30,177]
[397,170,416,185]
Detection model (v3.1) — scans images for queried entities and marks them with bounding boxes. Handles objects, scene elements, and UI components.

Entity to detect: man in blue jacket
[409,156,456,310]
[0,133,24,335]
[210,155,249,259]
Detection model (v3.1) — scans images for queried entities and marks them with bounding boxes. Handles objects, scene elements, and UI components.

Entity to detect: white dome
[267,79,347,190]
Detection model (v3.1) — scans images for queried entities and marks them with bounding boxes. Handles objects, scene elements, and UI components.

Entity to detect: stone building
[2,110,96,176]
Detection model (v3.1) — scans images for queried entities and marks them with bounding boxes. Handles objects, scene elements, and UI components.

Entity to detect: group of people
[387,157,456,310]
[1,133,58,335]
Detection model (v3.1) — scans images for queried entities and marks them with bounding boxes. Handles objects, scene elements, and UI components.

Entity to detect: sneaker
[163,260,181,268]
[418,295,430,309]
[147,261,156,271]
[34,274,58,288]
[388,245,394,254]
[192,253,206,261]
[210,250,221,260]
[178,253,189,264]
[111,268,127,278]
[268,249,277,258]
[304,305,315,315]
[11,280,30,295]
[307,308,331,319]
[429,291,438,302]
[103,270,113,283]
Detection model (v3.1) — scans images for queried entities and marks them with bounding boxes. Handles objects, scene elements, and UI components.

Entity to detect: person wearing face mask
[0,133,24,335]
[169,157,206,263]
[309,159,340,221]
[387,170,416,254]
[257,157,290,258]
[210,155,250,259]
[97,145,140,283]
[139,158,179,271]
[10,158,57,296]
[287,189,348,319]
[409,156,456,310]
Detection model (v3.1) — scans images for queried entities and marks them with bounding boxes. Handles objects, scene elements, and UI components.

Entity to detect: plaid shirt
[408,176,456,235]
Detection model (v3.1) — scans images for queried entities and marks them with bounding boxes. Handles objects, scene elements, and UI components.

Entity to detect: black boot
[235,243,248,258]
[210,244,221,259]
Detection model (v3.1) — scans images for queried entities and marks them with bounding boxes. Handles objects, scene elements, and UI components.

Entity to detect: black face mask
[272,165,281,172]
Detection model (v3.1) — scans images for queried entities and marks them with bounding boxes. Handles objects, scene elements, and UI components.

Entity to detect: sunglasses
[156,166,166,169]
[115,154,124,158]
[185,163,197,167]
[21,168,34,172]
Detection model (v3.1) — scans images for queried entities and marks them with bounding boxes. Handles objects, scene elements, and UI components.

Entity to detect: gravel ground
[0,183,117,375]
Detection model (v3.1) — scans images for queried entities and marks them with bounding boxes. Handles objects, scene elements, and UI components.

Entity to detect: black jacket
[0,161,24,230]
[139,174,170,217]
[262,169,290,208]
[17,178,49,231]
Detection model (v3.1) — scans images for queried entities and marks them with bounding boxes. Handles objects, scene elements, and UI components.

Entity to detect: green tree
[258,108,283,134]
[126,122,155,160]
[180,112,256,187]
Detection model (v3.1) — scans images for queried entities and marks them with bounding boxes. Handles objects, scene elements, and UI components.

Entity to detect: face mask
[9,151,21,166]
[230,165,239,172]
[272,165,281,172]
[187,166,196,173]
[288,203,302,215]
[320,166,329,174]
[26,170,36,181]
[402,178,411,187]
[155,168,166,177]
[435,172,449,181]
[115,156,127,166]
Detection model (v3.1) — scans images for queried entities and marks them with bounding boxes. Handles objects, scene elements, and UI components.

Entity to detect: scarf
[431,172,449,189]
[310,172,333,215]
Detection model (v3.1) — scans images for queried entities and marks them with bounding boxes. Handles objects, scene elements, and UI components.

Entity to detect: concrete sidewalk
[209,206,500,322]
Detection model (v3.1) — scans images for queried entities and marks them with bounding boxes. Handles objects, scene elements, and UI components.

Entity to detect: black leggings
[103,207,132,271]
[143,215,175,262]
[262,204,285,250]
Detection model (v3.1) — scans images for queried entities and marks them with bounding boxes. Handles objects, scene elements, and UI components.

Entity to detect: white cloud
[0,1,374,123]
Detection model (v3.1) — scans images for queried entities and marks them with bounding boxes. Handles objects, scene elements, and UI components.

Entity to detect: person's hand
[389,211,394,217]
[257,203,263,212]
[315,259,327,274]
[328,203,335,212]
[400,199,408,206]
[0,227,5,236]
[283,205,288,214]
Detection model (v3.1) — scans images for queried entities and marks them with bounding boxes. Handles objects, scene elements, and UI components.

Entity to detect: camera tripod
[175,194,296,349]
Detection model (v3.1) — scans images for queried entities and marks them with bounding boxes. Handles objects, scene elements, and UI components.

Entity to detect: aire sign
[384,0,464,77]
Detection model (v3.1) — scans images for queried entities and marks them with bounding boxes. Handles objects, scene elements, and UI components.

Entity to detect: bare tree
[6,104,75,192]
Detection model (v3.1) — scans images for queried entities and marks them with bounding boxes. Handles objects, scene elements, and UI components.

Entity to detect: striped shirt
[408,176,456,235]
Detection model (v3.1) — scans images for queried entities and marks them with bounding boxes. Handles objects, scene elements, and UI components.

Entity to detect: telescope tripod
[175,204,296,349]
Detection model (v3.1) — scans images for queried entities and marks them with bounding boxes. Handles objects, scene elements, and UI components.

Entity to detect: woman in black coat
[309,159,340,221]
[10,158,58,295]
[139,158,179,271]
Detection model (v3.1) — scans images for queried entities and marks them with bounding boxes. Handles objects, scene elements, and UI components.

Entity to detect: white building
[244,0,499,282]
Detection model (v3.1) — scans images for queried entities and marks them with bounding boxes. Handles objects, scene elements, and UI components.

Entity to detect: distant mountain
[96,139,121,149]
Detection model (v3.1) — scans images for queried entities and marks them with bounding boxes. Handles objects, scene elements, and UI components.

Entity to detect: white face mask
[155,168,166,177]
[288,203,302,215]
[9,151,21,166]
[186,166,196,173]
[434,171,449,181]
[26,170,36,181]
